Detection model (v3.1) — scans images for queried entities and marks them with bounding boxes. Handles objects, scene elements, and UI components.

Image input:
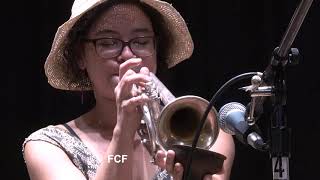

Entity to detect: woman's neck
[84,97,118,132]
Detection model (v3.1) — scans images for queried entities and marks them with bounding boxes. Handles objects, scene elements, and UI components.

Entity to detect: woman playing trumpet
[22,0,235,179]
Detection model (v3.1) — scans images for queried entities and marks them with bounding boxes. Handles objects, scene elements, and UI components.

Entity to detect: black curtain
[5,0,320,179]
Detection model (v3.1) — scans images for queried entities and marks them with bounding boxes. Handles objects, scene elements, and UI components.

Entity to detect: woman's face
[81,3,157,100]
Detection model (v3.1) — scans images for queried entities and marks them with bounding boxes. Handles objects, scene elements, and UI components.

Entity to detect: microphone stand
[182,1,314,179]
[261,0,313,179]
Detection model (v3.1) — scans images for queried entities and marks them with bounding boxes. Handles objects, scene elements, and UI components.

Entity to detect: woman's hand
[154,150,214,180]
[155,150,184,180]
[114,58,151,138]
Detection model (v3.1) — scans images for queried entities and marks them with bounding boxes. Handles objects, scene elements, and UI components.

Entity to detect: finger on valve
[172,162,183,180]
[165,150,175,174]
[155,150,166,168]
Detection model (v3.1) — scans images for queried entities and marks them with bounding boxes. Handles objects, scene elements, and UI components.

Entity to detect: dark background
[4,0,320,179]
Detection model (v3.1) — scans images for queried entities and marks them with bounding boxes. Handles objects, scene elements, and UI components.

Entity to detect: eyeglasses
[83,36,156,59]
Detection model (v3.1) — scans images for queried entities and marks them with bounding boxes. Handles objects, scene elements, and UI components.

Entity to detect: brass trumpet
[137,73,219,155]
[136,73,225,179]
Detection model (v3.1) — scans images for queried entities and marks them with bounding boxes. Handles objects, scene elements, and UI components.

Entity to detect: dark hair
[63,0,171,88]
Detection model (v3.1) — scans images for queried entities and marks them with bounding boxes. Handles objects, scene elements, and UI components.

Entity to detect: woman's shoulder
[22,124,69,150]
[22,117,86,152]
[24,124,68,138]
[22,123,100,179]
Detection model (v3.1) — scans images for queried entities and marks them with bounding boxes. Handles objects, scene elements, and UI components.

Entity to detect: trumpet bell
[157,95,219,150]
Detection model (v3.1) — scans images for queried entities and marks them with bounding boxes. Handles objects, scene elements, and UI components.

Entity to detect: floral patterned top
[22,125,171,180]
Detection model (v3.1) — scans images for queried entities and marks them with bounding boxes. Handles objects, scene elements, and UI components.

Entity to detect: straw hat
[44,0,194,91]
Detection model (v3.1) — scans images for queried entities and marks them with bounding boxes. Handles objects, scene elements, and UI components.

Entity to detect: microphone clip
[240,73,274,125]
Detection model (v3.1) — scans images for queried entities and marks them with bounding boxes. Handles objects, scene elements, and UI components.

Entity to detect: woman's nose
[117,46,136,62]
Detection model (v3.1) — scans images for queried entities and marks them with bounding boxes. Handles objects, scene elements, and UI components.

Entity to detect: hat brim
[44,0,194,91]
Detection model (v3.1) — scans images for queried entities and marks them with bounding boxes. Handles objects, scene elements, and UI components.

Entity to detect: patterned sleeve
[153,169,173,180]
[23,125,172,180]
[22,125,99,180]
[22,126,61,151]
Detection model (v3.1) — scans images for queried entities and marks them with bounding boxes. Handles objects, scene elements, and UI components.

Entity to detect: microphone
[218,102,268,151]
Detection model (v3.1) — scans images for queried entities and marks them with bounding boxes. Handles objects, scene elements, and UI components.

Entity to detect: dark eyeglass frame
[82,36,156,59]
